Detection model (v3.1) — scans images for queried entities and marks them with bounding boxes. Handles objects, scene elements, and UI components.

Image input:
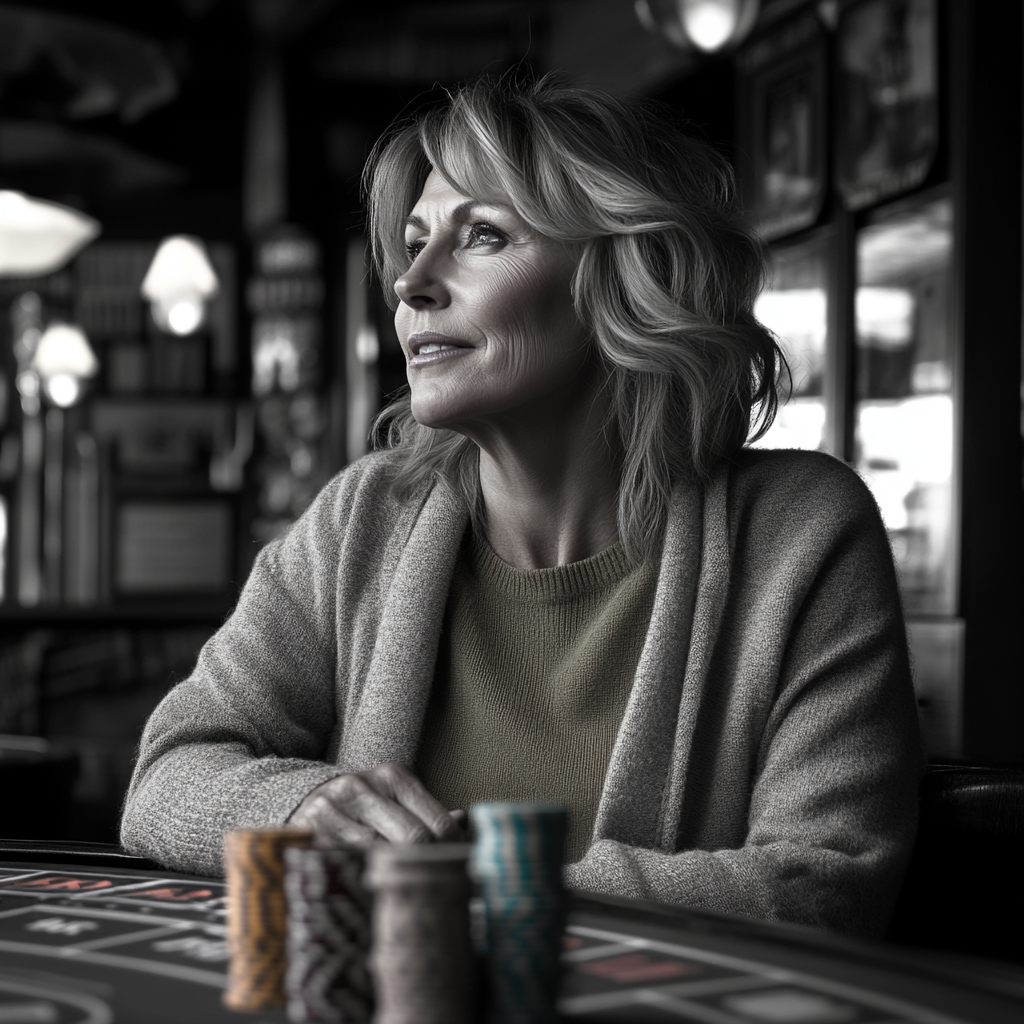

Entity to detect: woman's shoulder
[314,449,424,510]
[729,447,871,497]
[272,449,431,554]
[723,447,883,534]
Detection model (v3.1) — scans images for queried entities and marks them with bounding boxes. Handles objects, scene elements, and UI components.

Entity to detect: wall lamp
[31,321,99,408]
[635,0,761,54]
[141,234,219,336]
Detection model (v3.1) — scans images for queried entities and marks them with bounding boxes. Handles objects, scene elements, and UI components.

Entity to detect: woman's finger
[288,790,379,847]
[343,773,444,843]
[364,763,465,840]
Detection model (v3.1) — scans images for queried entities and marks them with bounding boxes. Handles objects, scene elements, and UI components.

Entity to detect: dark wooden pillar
[949,0,1024,761]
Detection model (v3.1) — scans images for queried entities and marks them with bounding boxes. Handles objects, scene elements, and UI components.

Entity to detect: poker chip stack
[470,802,568,1024]
[284,845,373,1023]
[364,843,474,1024]
[223,826,313,1012]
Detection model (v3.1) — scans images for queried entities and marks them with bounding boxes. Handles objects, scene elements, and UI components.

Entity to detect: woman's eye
[467,223,506,248]
[405,239,426,261]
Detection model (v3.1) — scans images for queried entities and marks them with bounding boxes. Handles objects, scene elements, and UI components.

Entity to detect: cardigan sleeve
[119,476,352,876]
[564,452,925,937]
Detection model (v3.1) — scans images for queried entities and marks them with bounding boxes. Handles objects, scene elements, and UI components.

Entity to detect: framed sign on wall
[836,0,939,210]
[737,10,827,241]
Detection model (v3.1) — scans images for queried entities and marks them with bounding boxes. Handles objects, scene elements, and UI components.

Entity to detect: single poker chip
[285,845,373,1023]
[470,803,567,1024]
[364,843,474,1024]
[222,826,314,1013]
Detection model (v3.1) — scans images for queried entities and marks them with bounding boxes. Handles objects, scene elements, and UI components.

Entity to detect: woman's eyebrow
[404,200,512,230]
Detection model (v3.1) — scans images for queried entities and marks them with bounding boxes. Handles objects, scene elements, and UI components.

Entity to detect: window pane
[855,195,955,615]
[751,240,829,453]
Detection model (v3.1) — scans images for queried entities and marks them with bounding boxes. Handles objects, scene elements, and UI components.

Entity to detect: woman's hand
[288,762,466,846]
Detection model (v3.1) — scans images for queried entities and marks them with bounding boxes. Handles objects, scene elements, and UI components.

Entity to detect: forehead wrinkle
[404,198,514,231]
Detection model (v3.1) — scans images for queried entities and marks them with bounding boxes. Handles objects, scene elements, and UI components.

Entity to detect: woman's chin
[409,399,461,432]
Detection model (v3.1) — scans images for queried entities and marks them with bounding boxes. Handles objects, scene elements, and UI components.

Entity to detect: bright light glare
[856,287,915,346]
[755,289,826,348]
[167,298,204,335]
[0,495,6,601]
[857,395,954,529]
[750,397,825,452]
[355,323,379,365]
[681,1,736,51]
[45,373,82,408]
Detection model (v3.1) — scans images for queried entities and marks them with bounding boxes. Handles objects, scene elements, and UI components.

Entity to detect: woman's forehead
[406,169,516,220]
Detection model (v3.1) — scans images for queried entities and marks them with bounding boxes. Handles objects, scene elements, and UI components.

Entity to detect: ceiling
[0,0,763,232]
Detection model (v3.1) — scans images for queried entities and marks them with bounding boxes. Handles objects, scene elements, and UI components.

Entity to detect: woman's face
[393,171,595,436]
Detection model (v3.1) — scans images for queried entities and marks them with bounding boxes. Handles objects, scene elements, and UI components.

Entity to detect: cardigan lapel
[337,482,468,774]
[656,466,733,850]
[590,474,706,851]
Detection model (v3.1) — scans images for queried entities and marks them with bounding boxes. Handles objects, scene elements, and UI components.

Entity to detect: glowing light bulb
[682,1,736,50]
[44,373,82,408]
[166,298,204,336]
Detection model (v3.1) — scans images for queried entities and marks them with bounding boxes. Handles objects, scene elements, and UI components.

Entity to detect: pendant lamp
[0,191,100,276]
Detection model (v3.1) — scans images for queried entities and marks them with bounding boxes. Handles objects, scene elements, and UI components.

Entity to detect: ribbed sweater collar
[464,531,636,603]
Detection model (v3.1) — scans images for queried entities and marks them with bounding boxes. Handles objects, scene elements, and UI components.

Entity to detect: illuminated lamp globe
[0,191,100,276]
[32,322,99,408]
[141,235,219,336]
[45,373,82,408]
[635,0,760,53]
[680,0,760,52]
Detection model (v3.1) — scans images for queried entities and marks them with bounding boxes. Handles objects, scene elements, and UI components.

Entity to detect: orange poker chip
[222,826,314,1012]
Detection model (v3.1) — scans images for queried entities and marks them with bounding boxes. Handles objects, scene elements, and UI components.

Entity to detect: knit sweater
[120,446,923,937]
[415,533,659,861]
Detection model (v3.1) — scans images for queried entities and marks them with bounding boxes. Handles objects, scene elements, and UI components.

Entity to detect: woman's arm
[566,656,923,937]
[566,452,924,937]
[119,490,347,875]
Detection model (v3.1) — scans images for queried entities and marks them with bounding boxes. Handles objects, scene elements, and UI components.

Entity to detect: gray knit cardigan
[121,446,923,937]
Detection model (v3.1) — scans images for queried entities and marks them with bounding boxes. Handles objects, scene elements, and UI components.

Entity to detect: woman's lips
[407,332,474,368]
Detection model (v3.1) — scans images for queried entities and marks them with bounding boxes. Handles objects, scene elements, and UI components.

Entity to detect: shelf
[0,599,236,628]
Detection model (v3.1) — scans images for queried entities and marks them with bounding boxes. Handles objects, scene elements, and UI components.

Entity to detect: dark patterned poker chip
[365,843,474,1024]
[223,827,314,1012]
[470,802,568,1024]
[285,845,373,1023]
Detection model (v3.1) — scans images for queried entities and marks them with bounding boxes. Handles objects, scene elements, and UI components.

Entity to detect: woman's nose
[394,251,451,310]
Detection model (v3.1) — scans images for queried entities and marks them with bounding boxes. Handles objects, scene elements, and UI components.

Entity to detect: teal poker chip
[470,803,567,1024]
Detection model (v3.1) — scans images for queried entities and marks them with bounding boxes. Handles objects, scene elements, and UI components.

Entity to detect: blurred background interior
[0,0,1020,846]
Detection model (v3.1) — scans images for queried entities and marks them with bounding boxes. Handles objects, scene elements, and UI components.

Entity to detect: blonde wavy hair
[363,74,784,562]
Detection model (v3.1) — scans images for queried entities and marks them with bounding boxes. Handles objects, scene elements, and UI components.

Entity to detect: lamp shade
[0,191,100,276]
[32,323,99,378]
[141,235,218,301]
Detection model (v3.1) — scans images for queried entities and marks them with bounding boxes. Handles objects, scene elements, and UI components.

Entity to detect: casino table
[1,840,1022,1024]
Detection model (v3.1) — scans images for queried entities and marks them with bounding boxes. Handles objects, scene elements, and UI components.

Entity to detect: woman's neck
[471,391,621,570]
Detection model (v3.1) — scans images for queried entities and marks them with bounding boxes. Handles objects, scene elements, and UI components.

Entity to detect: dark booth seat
[886,762,1024,965]
[0,736,79,841]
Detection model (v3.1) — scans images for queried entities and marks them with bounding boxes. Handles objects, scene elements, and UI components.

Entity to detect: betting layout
[559,924,974,1024]
[0,866,244,1024]
[0,866,1000,1024]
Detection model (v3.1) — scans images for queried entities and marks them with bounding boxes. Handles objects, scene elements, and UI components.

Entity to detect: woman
[121,76,922,937]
